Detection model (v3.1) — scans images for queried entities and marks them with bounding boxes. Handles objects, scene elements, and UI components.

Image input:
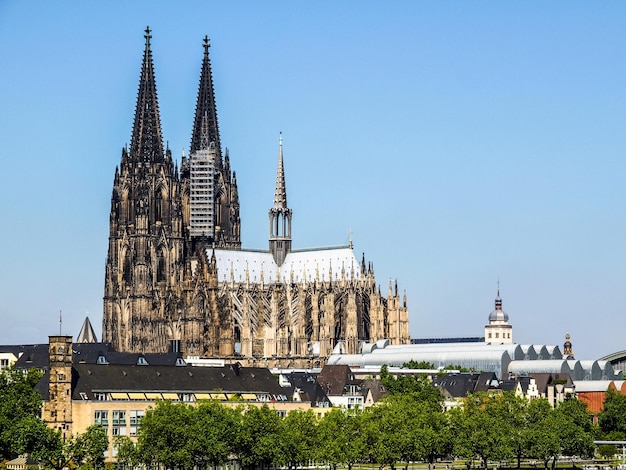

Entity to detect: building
[328,290,622,383]
[484,288,512,344]
[38,336,313,460]
[102,28,409,367]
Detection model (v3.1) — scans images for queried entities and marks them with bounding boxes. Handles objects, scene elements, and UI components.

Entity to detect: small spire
[273,132,288,208]
[77,316,98,343]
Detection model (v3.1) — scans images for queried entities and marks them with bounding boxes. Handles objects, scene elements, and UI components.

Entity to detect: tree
[190,400,241,468]
[488,392,527,468]
[114,436,139,470]
[524,399,561,470]
[136,400,195,470]
[79,425,109,469]
[380,365,444,405]
[554,399,595,461]
[235,405,282,469]
[362,400,410,470]
[0,367,45,460]
[402,360,435,370]
[35,431,86,470]
[598,388,626,439]
[316,408,365,470]
[278,410,318,470]
[450,392,514,468]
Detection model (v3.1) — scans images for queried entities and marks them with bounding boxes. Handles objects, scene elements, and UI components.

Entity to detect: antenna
[59,310,62,335]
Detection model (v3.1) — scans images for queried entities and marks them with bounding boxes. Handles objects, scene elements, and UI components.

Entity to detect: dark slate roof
[529,372,573,394]
[11,344,50,369]
[12,342,185,370]
[68,363,286,400]
[432,373,476,398]
[499,380,519,392]
[284,372,331,406]
[361,378,388,403]
[317,365,361,396]
[473,372,500,392]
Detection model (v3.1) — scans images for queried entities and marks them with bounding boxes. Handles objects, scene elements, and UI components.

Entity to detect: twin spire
[129,28,221,166]
[129,27,165,164]
[190,35,222,163]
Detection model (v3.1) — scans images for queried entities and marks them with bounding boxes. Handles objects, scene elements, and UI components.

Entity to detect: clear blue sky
[1,1,625,360]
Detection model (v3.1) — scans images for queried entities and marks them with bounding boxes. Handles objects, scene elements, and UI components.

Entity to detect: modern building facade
[102,29,410,367]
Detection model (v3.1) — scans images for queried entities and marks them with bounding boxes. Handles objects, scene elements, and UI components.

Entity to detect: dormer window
[175,358,186,366]
[97,356,108,365]
[137,357,149,366]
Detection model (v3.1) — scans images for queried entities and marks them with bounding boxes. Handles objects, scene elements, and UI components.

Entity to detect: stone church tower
[103,29,410,365]
[102,29,238,355]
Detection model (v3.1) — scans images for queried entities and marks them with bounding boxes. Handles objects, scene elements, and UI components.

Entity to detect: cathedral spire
[129,26,165,163]
[190,36,222,164]
[273,133,288,209]
[269,133,292,266]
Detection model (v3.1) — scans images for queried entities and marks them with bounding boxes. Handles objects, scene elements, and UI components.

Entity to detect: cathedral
[102,28,410,367]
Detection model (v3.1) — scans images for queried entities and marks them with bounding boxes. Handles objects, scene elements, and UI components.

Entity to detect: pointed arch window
[157,253,166,283]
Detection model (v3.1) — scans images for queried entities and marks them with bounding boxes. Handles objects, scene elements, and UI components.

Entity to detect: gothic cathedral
[102,29,410,367]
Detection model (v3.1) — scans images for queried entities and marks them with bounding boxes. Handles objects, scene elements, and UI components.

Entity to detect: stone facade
[41,336,73,438]
[102,29,410,366]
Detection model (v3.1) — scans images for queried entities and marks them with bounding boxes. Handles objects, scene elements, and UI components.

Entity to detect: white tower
[484,288,513,344]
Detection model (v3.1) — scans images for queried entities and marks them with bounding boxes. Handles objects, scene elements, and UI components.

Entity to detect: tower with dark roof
[484,288,513,344]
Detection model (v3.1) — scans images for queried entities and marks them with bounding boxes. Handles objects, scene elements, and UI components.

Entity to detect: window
[0,358,9,370]
[129,410,145,436]
[94,392,107,401]
[347,397,363,410]
[112,410,126,436]
[275,410,287,418]
[94,410,109,426]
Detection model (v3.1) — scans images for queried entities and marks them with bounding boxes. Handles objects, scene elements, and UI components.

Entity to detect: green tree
[450,392,513,468]
[316,408,365,470]
[136,400,195,470]
[380,365,444,405]
[524,404,561,470]
[190,400,241,468]
[278,410,318,470]
[555,399,595,461]
[362,400,409,470]
[488,392,527,468]
[235,405,282,469]
[402,360,435,370]
[0,367,45,460]
[35,431,87,470]
[598,388,626,439]
[78,425,109,469]
[114,436,139,470]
